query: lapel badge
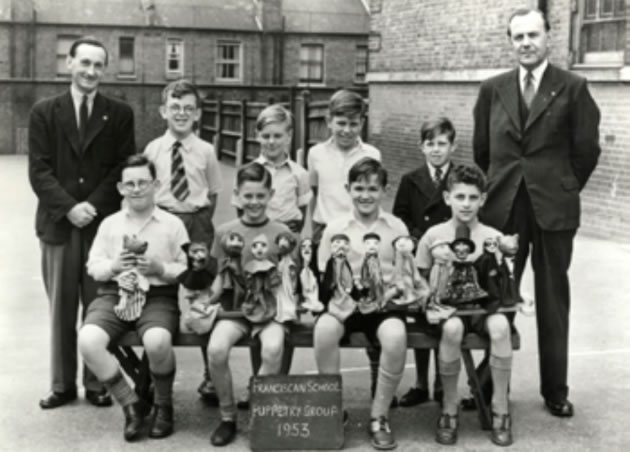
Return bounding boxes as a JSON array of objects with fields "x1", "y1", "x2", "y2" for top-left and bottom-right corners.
[
  {"x1": 103, "y1": 115, "x2": 108, "y2": 121},
  {"x1": 550, "y1": 91, "x2": 556, "y2": 97}
]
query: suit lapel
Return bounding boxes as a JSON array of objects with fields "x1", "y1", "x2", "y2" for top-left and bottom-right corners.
[
  {"x1": 495, "y1": 69, "x2": 521, "y2": 132},
  {"x1": 82, "y1": 93, "x2": 109, "y2": 152},
  {"x1": 524, "y1": 65, "x2": 566, "y2": 131},
  {"x1": 428, "y1": 164, "x2": 451, "y2": 208},
  {"x1": 56, "y1": 92, "x2": 81, "y2": 155},
  {"x1": 409, "y1": 165, "x2": 444, "y2": 210}
]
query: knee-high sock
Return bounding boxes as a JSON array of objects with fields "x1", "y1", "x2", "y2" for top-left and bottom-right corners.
[
  {"x1": 210, "y1": 362, "x2": 237, "y2": 421},
  {"x1": 490, "y1": 355, "x2": 512, "y2": 415},
  {"x1": 104, "y1": 372, "x2": 138, "y2": 407},
  {"x1": 370, "y1": 366, "x2": 403, "y2": 419},
  {"x1": 439, "y1": 358, "x2": 461, "y2": 415},
  {"x1": 151, "y1": 368, "x2": 175, "y2": 407}
]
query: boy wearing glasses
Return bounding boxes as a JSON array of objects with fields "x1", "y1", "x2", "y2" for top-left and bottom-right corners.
[
  {"x1": 79, "y1": 155, "x2": 188, "y2": 441},
  {"x1": 144, "y1": 79, "x2": 222, "y2": 402}
]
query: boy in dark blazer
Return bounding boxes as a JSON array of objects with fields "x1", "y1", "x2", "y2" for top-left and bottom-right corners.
[{"x1": 392, "y1": 117, "x2": 454, "y2": 406}]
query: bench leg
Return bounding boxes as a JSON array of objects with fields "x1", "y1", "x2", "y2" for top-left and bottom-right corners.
[
  {"x1": 462, "y1": 350, "x2": 492, "y2": 430},
  {"x1": 111, "y1": 346, "x2": 141, "y2": 384},
  {"x1": 135, "y1": 352, "x2": 153, "y2": 403}
]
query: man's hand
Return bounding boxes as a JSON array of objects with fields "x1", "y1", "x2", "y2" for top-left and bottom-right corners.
[
  {"x1": 136, "y1": 255, "x2": 165, "y2": 277},
  {"x1": 111, "y1": 250, "x2": 137, "y2": 275},
  {"x1": 66, "y1": 202, "x2": 97, "y2": 228}
]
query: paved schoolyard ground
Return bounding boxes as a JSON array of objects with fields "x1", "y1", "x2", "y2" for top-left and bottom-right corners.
[{"x1": 0, "y1": 155, "x2": 629, "y2": 451}]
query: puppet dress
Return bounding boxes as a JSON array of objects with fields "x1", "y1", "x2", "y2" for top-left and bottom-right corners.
[
  {"x1": 242, "y1": 259, "x2": 281, "y2": 324},
  {"x1": 385, "y1": 251, "x2": 430, "y2": 312},
  {"x1": 474, "y1": 251, "x2": 521, "y2": 314},
  {"x1": 275, "y1": 254, "x2": 299, "y2": 322},
  {"x1": 216, "y1": 255, "x2": 246, "y2": 312},
  {"x1": 443, "y1": 260, "x2": 488, "y2": 306},
  {"x1": 357, "y1": 253, "x2": 384, "y2": 314},
  {"x1": 321, "y1": 257, "x2": 356, "y2": 322}
]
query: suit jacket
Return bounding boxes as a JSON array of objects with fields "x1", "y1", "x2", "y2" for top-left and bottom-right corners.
[
  {"x1": 28, "y1": 90, "x2": 136, "y2": 244},
  {"x1": 473, "y1": 64, "x2": 601, "y2": 231},
  {"x1": 392, "y1": 163, "x2": 452, "y2": 240}
]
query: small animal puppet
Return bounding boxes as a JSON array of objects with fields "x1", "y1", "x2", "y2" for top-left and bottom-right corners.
[
  {"x1": 443, "y1": 225, "x2": 488, "y2": 305},
  {"x1": 242, "y1": 234, "x2": 281, "y2": 323},
  {"x1": 178, "y1": 241, "x2": 219, "y2": 334},
  {"x1": 274, "y1": 231, "x2": 299, "y2": 322},
  {"x1": 474, "y1": 234, "x2": 521, "y2": 313},
  {"x1": 207, "y1": 231, "x2": 246, "y2": 312},
  {"x1": 384, "y1": 235, "x2": 430, "y2": 311},
  {"x1": 356, "y1": 232, "x2": 384, "y2": 314},
  {"x1": 296, "y1": 238, "x2": 324, "y2": 313},
  {"x1": 321, "y1": 233, "x2": 356, "y2": 321},
  {"x1": 114, "y1": 234, "x2": 150, "y2": 321}
]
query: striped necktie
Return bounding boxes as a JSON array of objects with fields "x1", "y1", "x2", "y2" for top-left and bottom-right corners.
[
  {"x1": 434, "y1": 166, "x2": 442, "y2": 188},
  {"x1": 523, "y1": 71, "x2": 535, "y2": 110},
  {"x1": 171, "y1": 141, "x2": 190, "y2": 201}
]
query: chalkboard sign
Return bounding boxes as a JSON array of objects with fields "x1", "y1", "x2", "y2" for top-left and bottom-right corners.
[{"x1": 250, "y1": 374, "x2": 344, "y2": 450}]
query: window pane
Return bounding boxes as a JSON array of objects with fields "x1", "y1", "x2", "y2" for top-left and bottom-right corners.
[
  {"x1": 166, "y1": 39, "x2": 183, "y2": 74},
  {"x1": 585, "y1": 0, "x2": 598, "y2": 18},
  {"x1": 119, "y1": 38, "x2": 134, "y2": 75},
  {"x1": 601, "y1": 0, "x2": 614, "y2": 16}
]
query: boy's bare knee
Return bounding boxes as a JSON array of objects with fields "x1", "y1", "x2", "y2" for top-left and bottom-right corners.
[
  {"x1": 487, "y1": 315, "x2": 510, "y2": 342},
  {"x1": 378, "y1": 319, "x2": 407, "y2": 354},
  {"x1": 78, "y1": 325, "x2": 109, "y2": 359},
  {"x1": 207, "y1": 340, "x2": 230, "y2": 365},
  {"x1": 441, "y1": 318, "x2": 464, "y2": 344},
  {"x1": 314, "y1": 314, "x2": 342, "y2": 348},
  {"x1": 142, "y1": 328, "x2": 172, "y2": 359}
]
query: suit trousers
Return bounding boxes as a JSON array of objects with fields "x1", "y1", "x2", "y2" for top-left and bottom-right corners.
[
  {"x1": 40, "y1": 227, "x2": 102, "y2": 393},
  {"x1": 506, "y1": 183, "x2": 575, "y2": 403}
]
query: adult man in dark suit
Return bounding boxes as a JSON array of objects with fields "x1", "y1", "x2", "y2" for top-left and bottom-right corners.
[
  {"x1": 473, "y1": 8, "x2": 601, "y2": 418},
  {"x1": 392, "y1": 117, "x2": 453, "y2": 406},
  {"x1": 29, "y1": 36, "x2": 136, "y2": 409}
]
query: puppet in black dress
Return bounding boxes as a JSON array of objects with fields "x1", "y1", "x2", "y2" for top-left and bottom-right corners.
[
  {"x1": 356, "y1": 232, "x2": 384, "y2": 314},
  {"x1": 443, "y1": 225, "x2": 488, "y2": 305},
  {"x1": 474, "y1": 234, "x2": 520, "y2": 313},
  {"x1": 384, "y1": 235, "x2": 430, "y2": 312},
  {"x1": 242, "y1": 234, "x2": 281, "y2": 323},
  {"x1": 320, "y1": 233, "x2": 355, "y2": 321},
  {"x1": 208, "y1": 231, "x2": 246, "y2": 312},
  {"x1": 296, "y1": 238, "x2": 324, "y2": 313},
  {"x1": 275, "y1": 231, "x2": 299, "y2": 322}
]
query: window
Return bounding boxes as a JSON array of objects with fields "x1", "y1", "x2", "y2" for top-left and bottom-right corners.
[
  {"x1": 355, "y1": 45, "x2": 368, "y2": 83},
  {"x1": 299, "y1": 44, "x2": 324, "y2": 84},
  {"x1": 575, "y1": 0, "x2": 626, "y2": 65},
  {"x1": 118, "y1": 37, "x2": 135, "y2": 76},
  {"x1": 216, "y1": 41, "x2": 242, "y2": 82},
  {"x1": 56, "y1": 35, "x2": 80, "y2": 75},
  {"x1": 166, "y1": 38, "x2": 184, "y2": 77}
]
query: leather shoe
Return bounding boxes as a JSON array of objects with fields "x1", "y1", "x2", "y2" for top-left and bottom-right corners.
[
  {"x1": 210, "y1": 420, "x2": 237, "y2": 447},
  {"x1": 435, "y1": 412, "x2": 459, "y2": 445},
  {"x1": 149, "y1": 404, "x2": 174, "y2": 439},
  {"x1": 85, "y1": 389, "x2": 113, "y2": 407},
  {"x1": 123, "y1": 400, "x2": 150, "y2": 442},
  {"x1": 399, "y1": 387, "x2": 429, "y2": 407},
  {"x1": 198, "y1": 378, "x2": 219, "y2": 405},
  {"x1": 369, "y1": 416, "x2": 397, "y2": 450},
  {"x1": 491, "y1": 412, "x2": 513, "y2": 446},
  {"x1": 39, "y1": 389, "x2": 77, "y2": 409},
  {"x1": 545, "y1": 399, "x2": 574, "y2": 417},
  {"x1": 461, "y1": 395, "x2": 477, "y2": 411}
]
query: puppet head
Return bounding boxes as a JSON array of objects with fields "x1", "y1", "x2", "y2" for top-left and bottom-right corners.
[
  {"x1": 330, "y1": 233, "x2": 351, "y2": 258},
  {"x1": 498, "y1": 234, "x2": 519, "y2": 255},
  {"x1": 300, "y1": 238, "x2": 313, "y2": 264},
  {"x1": 363, "y1": 232, "x2": 381, "y2": 255},
  {"x1": 123, "y1": 234, "x2": 148, "y2": 254},
  {"x1": 430, "y1": 240, "x2": 455, "y2": 263},
  {"x1": 183, "y1": 241, "x2": 210, "y2": 271},
  {"x1": 275, "y1": 231, "x2": 297, "y2": 257},
  {"x1": 221, "y1": 231, "x2": 245, "y2": 257},
  {"x1": 251, "y1": 234, "x2": 270, "y2": 260},
  {"x1": 483, "y1": 237, "x2": 499, "y2": 254},
  {"x1": 449, "y1": 225, "x2": 475, "y2": 261},
  {"x1": 392, "y1": 235, "x2": 416, "y2": 255}
]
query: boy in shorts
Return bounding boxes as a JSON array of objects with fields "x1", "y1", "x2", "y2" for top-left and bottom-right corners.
[
  {"x1": 208, "y1": 162, "x2": 294, "y2": 447},
  {"x1": 315, "y1": 158, "x2": 408, "y2": 450},
  {"x1": 415, "y1": 164, "x2": 517, "y2": 447},
  {"x1": 78, "y1": 155, "x2": 188, "y2": 441}
]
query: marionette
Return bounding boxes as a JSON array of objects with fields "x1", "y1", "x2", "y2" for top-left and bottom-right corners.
[
  {"x1": 425, "y1": 239, "x2": 457, "y2": 323},
  {"x1": 274, "y1": 231, "x2": 299, "y2": 322},
  {"x1": 207, "y1": 231, "x2": 246, "y2": 312},
  {"x1": 356, "y1": 232, "x2": 384, "y2": 314},
  {"x1": 443, "y1": 225, "x2": 488, "y2": 305},
  {"x1": 384, "y1": 235, "x2": 430, "y2": 311},
  {"x1": 320, "y1": 233, "x2": 356, "y2": 321},
  {"x1": 113, "y1": 234, "x2": 150, "y2": 321},
  {"x1": 296, "y1": 238, "x2": 324, "y2": 313},
  {"x1": 241, "y1": 234, "x2": 281, "y2": 323}
]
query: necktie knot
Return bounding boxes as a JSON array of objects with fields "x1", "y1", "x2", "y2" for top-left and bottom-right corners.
[{"x1": 434, "y1": 166, "x2": 443, "y2": 187}]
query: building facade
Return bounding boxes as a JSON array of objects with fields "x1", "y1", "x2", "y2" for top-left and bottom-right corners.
[{"x1": 367, "y1": 0, "x2": 630, "y2": 240}]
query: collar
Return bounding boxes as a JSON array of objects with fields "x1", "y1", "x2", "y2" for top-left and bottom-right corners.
[
  {"x1": 240, "y1": 216, "x2": 270, "y2": 228},
  {"x1": 344, "y1": 208, "x2": 395, "y2": 228},
  {"x1": 123, "y1": 205, "x2": 165, "y2": 222},
  {"x1": 519, "y1": 59, "x2": 548, "y2": 91},
  {"x1": 70, "y1": 84, "x2": 97, "y2": 107},
  {"x1": 325, "y1": 136, "x2": 365, "y2": 154},
  {"x1": 256, "y1": 154, "x2": 291, "y2": 169},
  {"x1": 163, "y1": 129, "x2": 196, "y2": 152},
  {"x1": 427, "y1": 162, "x2": 450, "y2": 180}
]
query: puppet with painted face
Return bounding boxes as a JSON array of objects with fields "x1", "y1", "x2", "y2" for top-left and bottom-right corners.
[
  {"x1": 242, "y1": 234, "x2": 280, "y2": 323},
  {"x1": 384, "y1": 235, "x2": 430, "y2": 311},
  {"x1": 428, "y1": 240, "x2": 455, "y2": 305},
  {"x1": 443, "y1": 225, "x2": 488, "y2": 305},
  {"x1": 357, "y1": 232, "x2": 384, "y2": 313},
  {"x1": 178, "y1": 241, "x2": 219, "y2": 334},
  {"x1": 296, "y1": 238, "x2": 324, "y2": 313},
  {"x1": 113, "y1": 234, "x2": 150, "y2": 321},
  {"x1": 207, "y1": 231, "x2": 246, "y2": 312},
  {"x1": 474, "y1": 234, "x2": 520, "y2": 312},
  {"x1": 274, "y1": 231, "x2": 299, "y2": 322},
  {"x1": 321, "y1": 233, "x2": 355, "y2": 321}
]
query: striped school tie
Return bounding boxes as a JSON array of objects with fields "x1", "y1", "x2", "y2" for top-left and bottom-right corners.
[{"x1": 171, "y1": 141, "x2": 190, "y2": 201}]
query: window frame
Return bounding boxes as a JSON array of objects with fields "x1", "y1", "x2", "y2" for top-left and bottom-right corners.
[
  {"x1": 118, "y1": 36, "x2": 136, "y2": 78},
  {"x1": 354, "y1": 44, "x2": 368, "y2": 84},
  {"x1": 299, "y1": 43, "x2": 325, "y2": 85},
  {"x1": 165, "y1": 37, "x2": 184, "y2": 79},
  {"x1": 572, "y1": 0, "x2": 626, "y2": 66},
  {"x1": 216, "y1": 40, "x2": 243, "y2": 83},
  {"x1": 56, "y1": 34, "x2": 80, "y2": 76}
]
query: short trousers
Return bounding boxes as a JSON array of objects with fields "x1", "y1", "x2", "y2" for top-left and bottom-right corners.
[
  {"x1": 318, "y1": 311, "x2": 406, "y2": 347},
  {"x1": 213, "y1": 317, "x2": 289, "y2": 340},
  {"x1": 439, "y1": 311, "x2": 516, "y2": 337},
  {"x1": 84, "y1": 285, "x2": 179, "y2": 342}
]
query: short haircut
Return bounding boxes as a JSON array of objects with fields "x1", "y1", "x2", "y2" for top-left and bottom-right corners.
[
  {"x1": 68, "y1": 36, "x2": 109, "y2": 66},
  {"x1": 236, "y1": 161, "x2": 273, "y2": 189},
  {"x1": 328, "y1": 89, "x2": 367, "y2": 118},
  {"x1": 347, "y1": 157, "x2": 388, "y2": 187},
  {"x1": 445, "y1": 163, "x2": 487, "y2": 193},
  {"x1": 256, "y1": 104, "x2": 293, "y2": 132},
  {"x1": 120, "y1": 154, "x2": 156, "y2": 180},
  {"x1": 161, "y1": 79, "x2": 201, "y2": 107},
  {"x1": 506, "y1": 8, "x2": 550, "y2": 37},
  {"x1": 420, "y1": 117, "x2": 456, "y2": 143}
]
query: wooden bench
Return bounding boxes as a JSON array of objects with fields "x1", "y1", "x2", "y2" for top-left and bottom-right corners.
[{"x1": 114, "y1": 317, "x2": 520, "y2": 430}]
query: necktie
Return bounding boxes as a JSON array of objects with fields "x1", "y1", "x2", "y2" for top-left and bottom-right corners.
[
  {"x1": 171, "y1": 141, "x2": 190, "y2": 201},
  {"x1": 434, "y1": 166, "x2": 443, "y2": 188},
  {"x1": 523, "y1": 71, "x2": 535, "y2": 110},
  {"x1": 79, "y1": 95, "x2": 88, "y2": 148}
]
